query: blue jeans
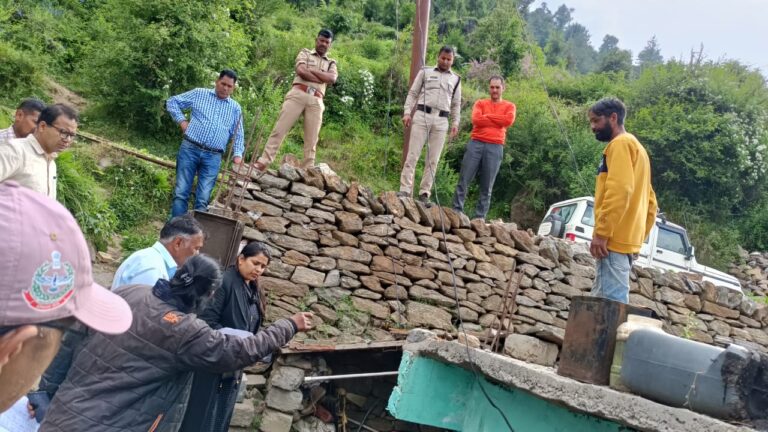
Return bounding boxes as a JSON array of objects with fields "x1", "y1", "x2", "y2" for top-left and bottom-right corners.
[
  {"x1": 172, "y1": 141, "x2": 222, "y2": 217},
  {"x1": 591, "y1": 251, "x2": 632, "y2": 304}
]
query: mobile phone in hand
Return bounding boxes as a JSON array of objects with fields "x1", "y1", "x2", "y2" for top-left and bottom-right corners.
[{"x1": 26, "y1": 391, "x2": 51, "y2": 423}]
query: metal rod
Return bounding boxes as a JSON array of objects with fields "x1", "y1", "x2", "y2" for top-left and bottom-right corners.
[
  {"x1": 303, "y1": 371, "x2": 399, "y2": 383},
  {"x1": 347, "y1": 418, "x2": 381, "y2": 432},
  {"x1": 490, "y1": 264, "x2": 521, "y2": 353}
]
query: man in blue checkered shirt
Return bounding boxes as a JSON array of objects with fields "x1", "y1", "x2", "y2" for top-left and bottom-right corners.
[{"x1": 166, "y1": 69, "x2": 244, "y2": 217}]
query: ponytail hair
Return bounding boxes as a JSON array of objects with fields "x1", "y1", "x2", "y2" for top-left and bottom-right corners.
[{"x1": 169, "y1": 254, "x2": 222, "y2": 313}]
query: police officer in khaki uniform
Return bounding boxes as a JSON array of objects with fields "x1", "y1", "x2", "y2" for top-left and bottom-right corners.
[
  {"x1": 399, "y1": 46, "x2": 462, "y2": 204},
  {"x1": 254, "y1": 29, "x2": 338, "y2": 173}
]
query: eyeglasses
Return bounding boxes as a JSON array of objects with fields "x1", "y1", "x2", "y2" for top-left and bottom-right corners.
[{"x1": 50, "y1": 125, "x2": 77, "y2": 141}]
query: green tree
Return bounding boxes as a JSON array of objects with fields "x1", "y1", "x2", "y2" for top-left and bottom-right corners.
[
  {"x1": 564, "y1": 23, "x2": 597, "y2": 73},
  {"x1": 526, "y1": 2, "x2": 555, "y2": 47},
  {"x1": 630, "y1": 62, "x2": 768, "y2": 219},
  {"x1": 597, "y1": 35, "x2": 632, "y2": 74},
  {"x1": 544, "y1": 31, "x2": 568, "y2": 67},
  {"x1": 76, "y1": 0, "x2": 250, "y2": 133},
  {"x1": 637, "y1": 36, "x2": 663, "y2": 71},
  {"x1": 553, "y1": 4, "x2": 573, "y2": 31},
  {"x1": 467, "y1": 0, "x2": 527, "y2": 76}
]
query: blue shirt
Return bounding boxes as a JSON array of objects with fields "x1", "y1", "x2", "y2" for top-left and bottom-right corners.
[
  {"x1": 166, "y1": 88, "x2": 245, "y2": 157},
  {"x1": 111, "y1": 241, "x2": 178, "y2": 291}
]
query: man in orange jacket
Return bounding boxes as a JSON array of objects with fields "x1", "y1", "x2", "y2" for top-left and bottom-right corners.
[
  {"x1": 452, "y1": 76, "x2": 516, "y2": 220},
  {"x1": 588, "y1": 98, "x2": 657, "y2": 303}
]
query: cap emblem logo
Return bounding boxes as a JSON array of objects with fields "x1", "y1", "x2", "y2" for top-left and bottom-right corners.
[{"x1": 23, "y1": 251, "x2": 76, "y2": 310}]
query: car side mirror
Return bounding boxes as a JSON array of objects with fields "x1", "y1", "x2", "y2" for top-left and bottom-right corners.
[{"x1": 685, "y1": 245, "x2": 695, "y2": 260}]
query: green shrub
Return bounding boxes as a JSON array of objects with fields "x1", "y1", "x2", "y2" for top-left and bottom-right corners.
[
  {"x1": 102, "y1": 158, "x2": 171, "y2": 231},
  {"x1": 0, "y1": 40, "x2": 44, "y2": 103},
  {"x1": 75, "y1": 0, "x2": 250, "y2": 134},
  {"x1": 56, "y1": 150, "x2": 118, "y2": 251},
  {"x1": 740, "y1": 201, "x2": 768, "y2": 252},
  {"x1": 121, "y1": 231, "x2": 157, "y2": 258}
]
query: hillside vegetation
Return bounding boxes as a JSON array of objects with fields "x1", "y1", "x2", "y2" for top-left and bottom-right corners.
[{"x1": 1, "y1": 0, "x2": 767, "y2": 269}]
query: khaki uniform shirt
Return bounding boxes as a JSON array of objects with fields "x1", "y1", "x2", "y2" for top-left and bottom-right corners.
[
  {"x1": 404, "y1": 67, "x2": 462, "y2": 128},
  {"x1": 0, "y1": 134, "x2": 57, "y2": 198},
  {"x1": 292, "y1": 48, "x2": 338, "y2": 96},
  {"x1": 0, "y1": 126, "x2": 15, "y2": 144}
]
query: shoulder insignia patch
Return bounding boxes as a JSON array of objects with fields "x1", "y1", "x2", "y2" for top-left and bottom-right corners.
[{"x1": 162, "y1": 312, "x2": 182, "y2": 325}]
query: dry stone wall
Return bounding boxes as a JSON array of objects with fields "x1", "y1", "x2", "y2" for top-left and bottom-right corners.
[
  {"x1": 224, "y1": 164, "x2": 768, "y2": 359},
  {"x1": 730, "y1": 251, "x2": 768, "y2": 297}
]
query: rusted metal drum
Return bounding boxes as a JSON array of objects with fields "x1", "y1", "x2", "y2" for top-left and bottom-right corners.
[{"x1": 557, "y1": 296, "x2": 654, "y2": 385}]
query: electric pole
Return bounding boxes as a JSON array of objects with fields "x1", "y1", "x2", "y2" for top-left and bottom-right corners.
[{"x1": 402, "y1": 0, "x2": 431, "y2": 166}]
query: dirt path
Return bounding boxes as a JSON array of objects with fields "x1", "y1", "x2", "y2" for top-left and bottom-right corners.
[
  {"x1": 46, "y1": 78, "x2": 87, "y2": 111},
  {"x1": 93, "y1": 261, "x2": 117, "y2": 288}
]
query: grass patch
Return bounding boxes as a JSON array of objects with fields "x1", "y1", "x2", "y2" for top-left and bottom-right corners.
[
  {"x1": 57, "y1": 148, "x2": 118, "y2": 250},
  {"x1": 57, "y1": 142, "x2": 171, "y2": 251},
  {"x1": 121, "y1": 230, "x2": 158, "y2": 258}
]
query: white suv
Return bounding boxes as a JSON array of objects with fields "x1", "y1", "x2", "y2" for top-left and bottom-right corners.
[{"x1": 537, "y1": 197, "x2": 742, "y2": 292}]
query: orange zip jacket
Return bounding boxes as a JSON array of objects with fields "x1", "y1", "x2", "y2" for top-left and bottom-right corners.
[{"x1": 594, "y1": 132, "x2": 658, "y2": 254}]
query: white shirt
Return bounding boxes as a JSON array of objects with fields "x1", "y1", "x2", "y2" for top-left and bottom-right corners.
[{"x1": 0, "y1": 135, "x2": 56, "y2": 198}]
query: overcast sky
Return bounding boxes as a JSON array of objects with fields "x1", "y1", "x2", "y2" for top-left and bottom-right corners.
[{"x1": 532, "y1": 0, "x2": 768, "y2": 73}]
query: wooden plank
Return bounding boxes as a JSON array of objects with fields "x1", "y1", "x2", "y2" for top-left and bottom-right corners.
[
  {"x1": 280, "y1": 340, "x2": 405, "y2": 355},
  {"x1": 76, "y1": 130, "x2": 177, "y2": 169}
]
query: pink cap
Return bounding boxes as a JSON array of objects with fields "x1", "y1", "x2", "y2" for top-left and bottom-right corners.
[{"x1": 0, "y1": 182, "x2": 132, "y2": 334}]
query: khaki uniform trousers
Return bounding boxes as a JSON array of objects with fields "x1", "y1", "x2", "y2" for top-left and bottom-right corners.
[
  {"x1": 400, "y1": 110, "x2": 449, "y2": 197},
  {"x1": 259, "y1": 87, "x2": 325, "y2": 168}
]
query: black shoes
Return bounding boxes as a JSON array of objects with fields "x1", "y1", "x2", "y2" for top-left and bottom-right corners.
[{"x1": 419, "y1": 193, "x2": 433, "y2": 208}]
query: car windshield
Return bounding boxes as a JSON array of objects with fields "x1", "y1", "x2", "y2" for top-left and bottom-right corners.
[
  {"x1": 657, "y1": 226, "x2": 687, "y2": 254},
  {"x1": 581, "y1": 203, "x2": 595, "y2": 227},
  {"x1": 550, "y1": 204, "x2": 577, "y2": 224}
]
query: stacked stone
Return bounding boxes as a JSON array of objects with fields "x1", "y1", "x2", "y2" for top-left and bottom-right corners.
[
  {"x1": 230, "y1": 351, "x2": 442, "y2": 432},
  {"x1": 730, "y1": 250, "x2": 768, "y2": 297},
  {"x1": 226, "y1": 164, "x2": 768, "y2": 367}
]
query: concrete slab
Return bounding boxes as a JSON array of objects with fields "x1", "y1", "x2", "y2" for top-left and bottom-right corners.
[{"x1": 393, "y1": 337, "x2": 755, "y2": 432}]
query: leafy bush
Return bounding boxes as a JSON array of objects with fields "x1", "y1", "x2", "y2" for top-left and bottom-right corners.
[
  {"x1": 102, "y1": 158, "x2": 171, "y2": 231},
  {"x1": 56, "y1": 150, "x2": 118, "y2": 251},
  {"x1": 74, "y1": 0, "x2": 250, "y2": 133},
  {"x1": 57, "y1": 146, "x2": 171, "y2": 251},
  {"x1": 0, "y1": 40, "x2": 44, "y2": 103},
  {"x1": 121, "y1": 231, "x2": 157, "y2": 258}
]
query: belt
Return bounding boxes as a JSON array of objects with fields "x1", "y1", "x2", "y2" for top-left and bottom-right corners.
[
  {"x1": 416, "y1": 104, "x2": 449, "y2": 118},
  {"x1": 293, "y1": 83, "x2": 324, "y2": 98},
  {"x1": 183, "y1": 136, "x2": 223, "y2": 154}
]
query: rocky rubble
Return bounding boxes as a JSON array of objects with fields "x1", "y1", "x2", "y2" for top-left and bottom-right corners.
[
  {"x1": 221, "y1": 164, "x2": 768, "y2": 367},
  {"x1": 730, "y1": 249, "x2": 768, "y2": 298}
]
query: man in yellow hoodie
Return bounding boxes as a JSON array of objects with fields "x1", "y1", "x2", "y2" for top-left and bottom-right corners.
[{"x1": 588, "y1": 98, "x2": 657, "y2": 303}]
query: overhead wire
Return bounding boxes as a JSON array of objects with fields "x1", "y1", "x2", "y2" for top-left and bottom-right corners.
[
  {"x1": 408, "y1": 3, "x2": 515, "y2": 430},
  {"x1": 382, "y1": 0, "x2": 401, "y2": 179},
  {"x1": 510, "y1": 6, "x2": 591, "y2": 195},
  {"x1": 379, "y1": 2, "x2": 601, "y2": 430}
]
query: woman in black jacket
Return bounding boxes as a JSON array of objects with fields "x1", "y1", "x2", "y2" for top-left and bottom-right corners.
[{"x1": 181, "y1": 241, "x2": 272, "y2": 432}]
